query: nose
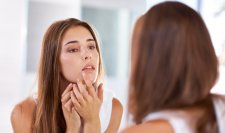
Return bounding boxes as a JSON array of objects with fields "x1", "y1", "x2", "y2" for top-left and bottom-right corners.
[
  {"x1": 81, "y1": 48, "x2": 92, "y2": 60},
  {"x1": 83, "y1": 55, "x2": 91, "y2": 60}
]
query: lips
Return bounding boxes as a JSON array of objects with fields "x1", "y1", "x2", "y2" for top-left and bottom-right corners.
[{"x1": 82, "y1": 64, "x2": 95, "y2": 71}]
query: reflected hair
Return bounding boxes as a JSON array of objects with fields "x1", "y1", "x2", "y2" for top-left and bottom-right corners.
[{"x1": 129, "y1": 1, "x2": 218, "y2": 132}]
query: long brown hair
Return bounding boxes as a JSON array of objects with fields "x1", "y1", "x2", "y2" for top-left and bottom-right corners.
[
  {"x1": 34, "y1": 18, "x2": 104, "y2": 133},
  {"x1": 129, "y1": 1, "x2": 218, "y2": 132}
]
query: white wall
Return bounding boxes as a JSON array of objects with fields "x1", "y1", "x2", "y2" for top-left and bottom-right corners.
[
  {"x1": 24, "y1": 0, "x2": 81, "y2": 97},
  {"x1": 0, "y1": 0, "x2": 27, "y2": 132},
  {"x1": 0, "y1": 0, "x2": 81, "y2": 132},
  {"x1": 82, "y1": 0, "x2": 146, "y2": 15}
]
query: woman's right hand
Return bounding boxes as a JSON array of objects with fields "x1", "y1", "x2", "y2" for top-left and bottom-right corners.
[
  {"x1": 61, "y1": 83, "x2": 81, "y2": 133},
  {"x1": 70, "y1": 72, "x2": 103, "y2": 133}
]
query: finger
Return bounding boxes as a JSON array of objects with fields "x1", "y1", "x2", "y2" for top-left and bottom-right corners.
[
  {"x1": 97, "y1": 83, "x2": 103, "y2": 102},
  {"x1": 72, "y1": 107, "x2": 76, "y2": 113},
  {"x1": 71, "y1": 91, "x2": 81, "y2": 109},
  {"x1": 72, "y1": 84, "x2": 85, "y2": 106},
  {"x1": 61, "y1": 83, "x2": 73, "y2": 97},
  {"x1": 76, "y1": 78, "x2": 87, "y2": 94},
  {"x1": 82, "y1": 90, "x2": 92, "y2": 102},
  {"x1": 63, "y1": 99, "x2": 73, "y2": 112},
  {"x1": 82, "y1": 72, "x2": 96, "y2": 97},
  {"x1": 72, "y1": 107, "x2": 80, "y2": 119},
  {"x1": 73, "y1": 84, "x2": 88, "y2": 97},
  {"x1": 76, "y1": 79, "x2": 89, "y2": 98},
  {"x1": 61, "y1": 91, "x2": 71, "y2": 104}
]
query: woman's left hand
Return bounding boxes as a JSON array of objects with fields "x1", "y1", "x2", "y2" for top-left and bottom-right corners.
[
  {"x1": 61, "y1": 83, "x2": 81, "y2": 133},
  {"x1": 71, "y1": 72, "x2": 103, "y2": 133}
]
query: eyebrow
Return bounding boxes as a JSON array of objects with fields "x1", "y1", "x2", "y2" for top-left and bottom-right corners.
[{"x1": 64, "y1": 38, "x2": 95, "y2": 46}]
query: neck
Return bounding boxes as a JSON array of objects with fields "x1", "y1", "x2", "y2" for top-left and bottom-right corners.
[{"x1": 59, "y1": 76, "x2": 70, "y2": 95}]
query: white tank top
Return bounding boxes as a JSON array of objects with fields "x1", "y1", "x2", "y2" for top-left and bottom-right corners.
[
  {"x1": 99, "y1": 89, "x2": 114, "y2": 132},
  {"x1": 32, "y1": 89, "x2": 114, "y2": 133},
  {"x1": 142, "y1": 94, "x2": 225, "y2": 133}
]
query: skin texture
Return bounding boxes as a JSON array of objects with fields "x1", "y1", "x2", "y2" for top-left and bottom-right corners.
[
  {"x1": 11, "y1": 25, "x2": 123, "y2": 133},
  {"x1": 11, "y1": 94, "x2": 123, "y2": 133},
  {"x1": 60, "y1": 26, "x2": 101, "y2": 132},
  {"x1": 60, "y1": 26, "x2": 99, "y2": 83}
]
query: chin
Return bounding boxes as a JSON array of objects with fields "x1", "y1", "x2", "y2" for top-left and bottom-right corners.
[
  {"x1": 89, "y1": 75, "x2": 98, "y2": 83},
  {"x1": 68, "y1": 74, "x2": 97, "y2": 83}
]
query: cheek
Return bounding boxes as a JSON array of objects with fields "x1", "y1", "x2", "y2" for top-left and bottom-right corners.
[
  {"x1": 94, "y1": 52, "x2": 100, "y2": 69},
  {"x1": 60, "y1": 56, "x2": 82, "y2": 82},
  {"x1": 88, "y1": 51, "x2": 100, "y2": 83}
]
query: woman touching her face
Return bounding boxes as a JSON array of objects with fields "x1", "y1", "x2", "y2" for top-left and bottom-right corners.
[{"x1": 11, "y1": 18, "x2": 123, "y2": 133}]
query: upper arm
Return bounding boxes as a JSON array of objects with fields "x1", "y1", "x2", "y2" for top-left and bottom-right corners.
[
  {"x1": 11, "y1": 104, "x2": 25, "y2": 133},
  {"x1": 11, "y1": 98, "x2": 35, "y2": 133},
  {"x1": 105, "y1": 98, "x2": 123, "y2": 133}
]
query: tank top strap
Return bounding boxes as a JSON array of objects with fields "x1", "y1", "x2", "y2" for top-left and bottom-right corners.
[{"x1": 99, "y1": 89, "x2": 114, "y2": 132}]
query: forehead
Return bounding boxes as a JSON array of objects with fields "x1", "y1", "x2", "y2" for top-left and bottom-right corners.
[{"x1": 62, "y1": 26, "x2": 94, "y2": 41}]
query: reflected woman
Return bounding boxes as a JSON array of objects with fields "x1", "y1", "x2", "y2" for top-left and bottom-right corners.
[
  {"x1": 123, "y1": 1, "x2": 225, "y2": 133},
  {"x1": 11, "y1": 18, "x2": 123, "y2": 133}
]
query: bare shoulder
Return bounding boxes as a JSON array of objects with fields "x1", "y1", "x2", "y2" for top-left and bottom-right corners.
[
  {"x1": 11, "y1": 96, "x2": 36, "y2": 132},
  {"x1": 105, "y1": 98, "x2": 123, "y2": 133},
  {"x1": 122, "y1": 120, "x2": 174, "y2": 133},
  {"x1": 112, "y1": 98, "x2": 123, "y2": 114}
]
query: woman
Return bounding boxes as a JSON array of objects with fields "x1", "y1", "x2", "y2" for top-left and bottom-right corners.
[
  {"x1": 123, "y1": 1, "x2": 225, "y2": 133},
  {"x1": 11, "y1": 18, "x2": 123, "y2": 133}
]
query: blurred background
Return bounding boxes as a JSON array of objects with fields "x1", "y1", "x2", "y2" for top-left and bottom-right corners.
[{"x1": 0, "y1": 0, "x2": 225, "y2": 132}]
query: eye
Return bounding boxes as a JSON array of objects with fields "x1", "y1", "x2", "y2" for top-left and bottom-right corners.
[
  {"x1": 68, "y1": 48, "x2": 79, "y2": 53},
  {"x1": 88, "y1": 45, "x2": 96, "y2": 50}
]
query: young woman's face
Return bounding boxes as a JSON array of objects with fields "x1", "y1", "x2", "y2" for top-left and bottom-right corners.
[{"x1": 60, "y1": 26, "x2": 99, "y2": 83}]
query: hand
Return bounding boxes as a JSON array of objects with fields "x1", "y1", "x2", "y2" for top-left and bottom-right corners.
[
  {"x1": 61, "y1": 83, "x2": 81, "y2": 133},
  {"x1": 71, "y1": 72, "x2": 103, "y2": 133}
]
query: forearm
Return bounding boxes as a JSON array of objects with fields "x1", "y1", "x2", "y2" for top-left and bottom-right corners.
[
  {"x1": 66, "y1": 130, "x2": 80, "y2": 133},
  {"x1": 83, "y1": 118, "x2": 101, "y2": 133},
  {"x1": 65, "y1": 126, "x2": 81, "y2": 133}
]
